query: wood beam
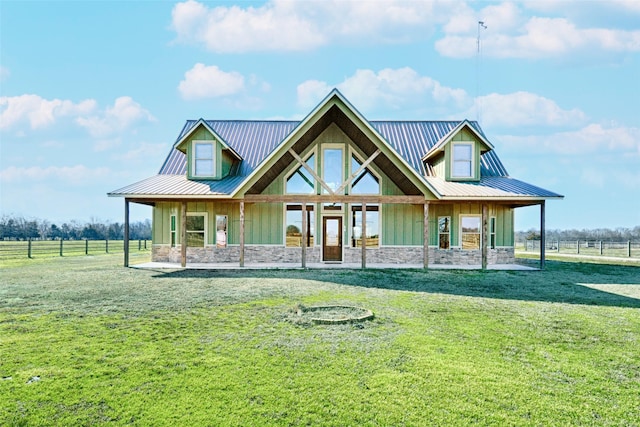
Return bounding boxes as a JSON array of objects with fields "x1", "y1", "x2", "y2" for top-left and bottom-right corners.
[
  {"x1": 288, "y1": 149, "x2": 335, "y2": 195},
  {"x1": 239, "y1": 201, "x2": 245, "y2": 267},
  {"x1": 361, "y1": 202, "x2": 367, "y2": 269},
  {"x1": 301, "y1": 202, "x2": 307, "y2": 268},
  {"x1": 482, "y1": 203, "x2": 488, "y2": 270},
  {"x1": 424, "y1": 202, "x2": 429, "y2": 269},
  {"x1": 335, "y1": 149, "x2": 381, "y2": 194},
  {"x1": 124, "y1": 199, "x2": 130, "y2": 268},
  {"x1": 180, "y1": 201, "x2": 187, "y2": 268},
  {"x1": 244, "y1": 194, "x2": 424, "y2": 204},
  {"x1": 540, "y1": 201, "x2": 546, "y2": 270}
]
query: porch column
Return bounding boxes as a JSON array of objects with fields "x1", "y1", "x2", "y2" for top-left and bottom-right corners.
[
  {"x1": 239, "y1": 201, "x2": 245, "y2": 267},
  {"x1": 361, "y1": 202, "x2": 367, "y2": 269},
  {"x1": 180, "y1": 201, "x2": 187, "y2": 268},
  {"x1": 482, "y1": 204, "x2": 488, "y2": 270},
  {"x1": 540, "y1": 201, "x2": 546, "y2": 270},
  {"x1": 301, "y1": 202, "x2": 307, "y2": 268},
  {"x1": 124, "y1": 198, "x2": 130, "y2": 267},
  {"x1": 423, "y1": 202, "x2": 429, "y2": 269}
]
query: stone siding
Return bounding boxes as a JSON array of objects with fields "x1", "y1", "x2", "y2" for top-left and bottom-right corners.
[{"x1": 152, "y1": 245, "x2": 514, "y2": 265}]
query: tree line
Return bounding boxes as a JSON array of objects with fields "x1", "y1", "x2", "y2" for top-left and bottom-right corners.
[
  {"x1": 516, "y1": 226, "x2": 640, "y2": 242},
  {"x1": 0, "y1": 215, "x2": 151, "y2": 241}
]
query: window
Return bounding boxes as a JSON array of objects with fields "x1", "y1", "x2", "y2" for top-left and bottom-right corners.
[
  {"x1": 351, "y1": 205, "x2": 379, "y2": 247},
  {"x1": 323, "y1": 147, "x2": 343, "y2": 193},
  {"x1": 286, "y1": 153, "x2": 316, "y2": 194},
  {"x1": 193, "y1": 142, "x2": 214, "y2": 177},
  {"x1": 285, "y1": 205, "x2": 314, "y2": 247},
  {"x1": 490, "y1": 217, "x2": 496, "y2": 249},
  {"x1": 170, "y1": 215, "x2": 177, "y2": 247},
  {"x1": 438, "y1": 216, "x2": 450, "y2": 249},
  {"x1": 216, "y1": 215, "x2": 227, "y2": 247},
  {"x1": 452, "y1": 143, "x2": 473, "y2": 178},
  {"x1": 186, "y1": 213, "x2": 206, "y2": 247},
  {"x1": 351, "y1": 154, "x2": 379, "y2": 194},
  {"x1": 460, "y1": 215, "x2": 481, "y2": 250}
]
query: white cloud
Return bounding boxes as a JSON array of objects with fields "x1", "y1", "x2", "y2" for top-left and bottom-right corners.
[
  {"x1": 499, "y1": 124, "x2": 640, "y2": 156},
  {"x1": 460, "y1": 92, "x2": 586, "y2": 128},
  {"x1": 0, "y1": 94, "x2": 96, "y2": 130},
  {"x1": 178, "y1": 63, "x2": 245, "y2": 100},
  {"x1": 170, "y1": 0, "x2": 451, "y2": 53},
  {"x1": 436, "y1": 4, "x2": 640, "y2": 59},
  {"x1": 297, "y1": 67, "x2": 469, "y2": 112},
  {"x1": 75, "y1": 96, "x2": 156, "y2": 138},
  {"x1": 0, "y1": 165, "x2": 111, "y2": 183}
]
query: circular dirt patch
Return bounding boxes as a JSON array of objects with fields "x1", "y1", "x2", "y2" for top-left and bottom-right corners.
[{"x1": 296, "y1": 304, "x2": 374, "y2": 325}]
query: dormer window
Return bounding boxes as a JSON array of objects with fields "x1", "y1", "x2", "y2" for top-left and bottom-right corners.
[
  {"x1": 452, "y1": 142, "x2": 473, "y2": 179},
  {"x1": 193, "y1": 141, "x2": 215, "y2": 177}
]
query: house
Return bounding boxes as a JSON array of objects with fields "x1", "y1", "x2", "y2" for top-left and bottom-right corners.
[{"x1": 108, "y1": 90, "x2": 562, "y2": 269}]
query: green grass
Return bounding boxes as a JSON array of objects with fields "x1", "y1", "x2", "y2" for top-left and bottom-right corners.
[{"x1": 1, "y1": 255, "x2": 639, "y2": 426}]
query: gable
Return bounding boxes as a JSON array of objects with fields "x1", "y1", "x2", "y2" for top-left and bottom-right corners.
[{"x1": 233, "y1": 91, "x2": 438, "y2": 199}]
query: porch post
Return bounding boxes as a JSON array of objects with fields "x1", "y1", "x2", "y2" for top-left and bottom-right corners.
[
  {"x1": 180, "y1": 201, "x2": 187, "y2": 268},
  {"x1": 239, "y1": 200, "x2": 245, "y2": 267},
  {"x1": 423, "y1": 202, "x2": 429, "y2": 269},
  {"x1": 482, "y1": 203, "x2": 488, "y2": 270},
  {"x1": 540, "y1": 201, "x2": 546, "y2": 270},
  {"x1": 124, "y1": 198, "x2": 130, "y2": 267},
  {"x1": 301, "y1": 202, "x2": 307, "y2": 268},
  {"x1": 361, "y1": 202, "x2": 367, "y2": 269}
]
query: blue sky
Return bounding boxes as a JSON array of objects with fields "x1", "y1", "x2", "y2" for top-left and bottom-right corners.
[{"x1": 1, "y1": 0, "x2": 639, "y2": 230}]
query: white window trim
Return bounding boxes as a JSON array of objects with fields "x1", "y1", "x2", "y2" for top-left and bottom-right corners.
[
  {"x1": 350, "y1": 204, "x2": 380, "y2": 248},
  {"x1": 186, "y1": 212, "x2": 208, "y2": 247},
  {"x1": 459, "y1": 214, "x2": 482, "y2": 250},
  {"x1": 284, "y1": 204, "x2": 315, "y2": 247},
  {"x1": 192, "y1": 140, "x2": 216, "y2": 178},
  {"x1": 349, "y1": 150, "x2": 381, "y2": 195},
  {"x1": 284, "y1": 148, "x2": 317, "y2": 195},
  {"x1": 451, "y1": 142, "x2": 474, "y2": 179},
  {"x1": 321, "y1": 143, "x2": 345, "y2": 194},
  {"x1": 170, "y1": 214, "x2": 177, "y2": 247},
  {"x1": 438, "y1": 216, "x2": 451, "y2": 250},
  {"x1": 490, "y1": 216, "x2": 497, "y2": 249}
]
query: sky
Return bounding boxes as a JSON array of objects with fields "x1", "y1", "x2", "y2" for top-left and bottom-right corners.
[{"x1": 1, "y1": 0, "x2": 639, "y2": 231}]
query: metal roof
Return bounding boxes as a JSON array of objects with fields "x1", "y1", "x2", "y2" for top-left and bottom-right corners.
[{"x1": 109, "y1": 118, "x2": 558, "y2": 200}]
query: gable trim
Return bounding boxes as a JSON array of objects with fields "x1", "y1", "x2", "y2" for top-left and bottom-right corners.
[{"x1": 231, "y1": 89, "x2": 440, "y2": 199}]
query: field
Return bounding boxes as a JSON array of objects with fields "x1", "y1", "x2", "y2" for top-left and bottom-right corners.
[{"x1": 1, "y1": 254, "x2": 639, "y2": 426}]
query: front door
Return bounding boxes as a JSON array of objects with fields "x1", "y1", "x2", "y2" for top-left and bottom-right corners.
[{"x1": 323, "y1": 216, "x2": 342, "y2": 262}]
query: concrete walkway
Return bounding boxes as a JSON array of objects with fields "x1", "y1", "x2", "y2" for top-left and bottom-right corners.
[{"x1": 132, "y1": 261, "x2": 537, "y2": 271}]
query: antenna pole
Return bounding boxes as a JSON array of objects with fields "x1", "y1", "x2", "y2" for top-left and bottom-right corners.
[{"x1": 476, "y1": 21, "x2": 487, "y2": 123}]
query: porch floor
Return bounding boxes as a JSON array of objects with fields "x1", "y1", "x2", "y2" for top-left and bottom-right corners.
[{"x1": 131, "y1": 262, "x2": 537, "y2": 271}]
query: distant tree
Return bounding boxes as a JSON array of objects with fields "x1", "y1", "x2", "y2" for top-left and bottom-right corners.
[{"x1": 286, "y1": 224, "x2": 301, "y2": 235}]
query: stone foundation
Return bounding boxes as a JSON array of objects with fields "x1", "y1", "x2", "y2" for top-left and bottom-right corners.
[{"x1": 152, "y1": 245, "x2": 515, "y2": 265}]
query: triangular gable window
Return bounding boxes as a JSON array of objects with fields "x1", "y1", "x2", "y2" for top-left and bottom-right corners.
[
  {"x1": 351, "y1": 155, "x2": 379, "y2": 194},
  {"x1": 286, "y1": 153, "x2": 316, "y2": 194}
]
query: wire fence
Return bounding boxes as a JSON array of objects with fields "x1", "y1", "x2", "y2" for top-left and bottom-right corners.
[
  {"x1": 0, "y1": 239, "x2": 149, "y2": 260},
  {"x1": 518, "y1": 240, "x2": 639, "y2": 258}
]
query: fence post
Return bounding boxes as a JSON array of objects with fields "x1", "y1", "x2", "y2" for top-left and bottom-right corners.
[
  {"x1": 599, "y1": 241, "x2": 603, "y2": 255},
  {"x1": 629, "y1": 241, "x2": 632, "y2": 258},
  {"x1": 106, "y1": 239, "x2": 109, "y2": 254},
  {"x1": 144, "y1": 239, "x2": 147, "y2": 249},
  {"x1": 85, "y1": 239, "x2": 89, "y2": 255},
  {"x1": 557, "y1": 240, "x2": 560, "y2": 253},
  {"x1": 28, "y1": 239, "x2": 32, "y2": 258},
  {"x1": 60, "y1": 239, "x2": 64, "y2": 257},
  {"x1": 138, "y1": 239, "x2": 141, "y2": 251},
  {"x1": 577, "y1": 240, "x2": 580, "y2": 254}
]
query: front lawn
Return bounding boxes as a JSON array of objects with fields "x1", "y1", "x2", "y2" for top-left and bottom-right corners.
[{"x1": 1, "y1": 255, "x2": 639, "y2": 426}]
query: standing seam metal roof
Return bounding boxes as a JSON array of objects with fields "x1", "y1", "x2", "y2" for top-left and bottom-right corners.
[{"x1": 159, "y1": 120, "x2": 508, "y2": 178}]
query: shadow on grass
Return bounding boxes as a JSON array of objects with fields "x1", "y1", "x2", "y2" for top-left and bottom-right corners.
[{"x1": 151, "y1": 260, "x2": 640, "y2": 309}]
